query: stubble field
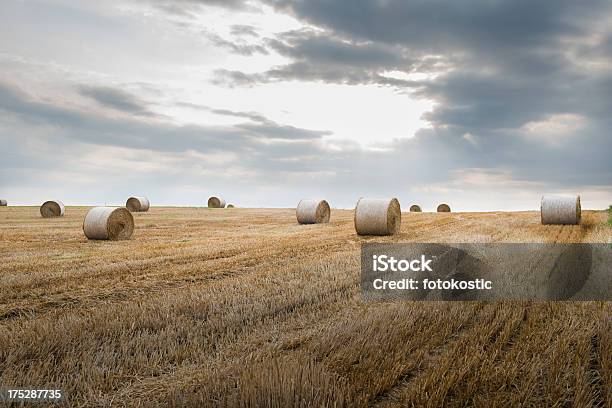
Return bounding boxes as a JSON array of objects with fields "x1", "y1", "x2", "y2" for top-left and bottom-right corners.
[{"x1": 0, "y1": 207, "x2": 610, "y2": 407}]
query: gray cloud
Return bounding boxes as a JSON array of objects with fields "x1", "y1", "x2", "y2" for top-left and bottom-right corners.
[
  {"x1": 230, "y1": 25, "x2": 260, "y2": 38},
  {"x1": 267, "y1": 30, "x2": 408, "y2": 69},
  {"x1": 236, "y1": 122, "x2": 330, "y2": 140},
  {"x1": 211, "y1": 69, "x2": 265, "y2": 87},
  {"x1": 79, "y1": 85, "x2": 157, "y2": 117},
  {"x1": 204, "y1": 30, "x2": 269, "y2": 56},
  {"x1": 204, "y1": 0, "x2": 612, "y2": 196},
  {"x1": 208, "y1": 1, "x2": 611, "y2": 121},
  {"x1": 1, "y1": 77, "x2": 609, "y2": 208},
  {"x1": 185, "y1": 0, "x2": 249, "y2": 8},
  {"x1": 174, "y1": 102, "x2": 268, "y2": 122},
  {"x1": 1, "y1": 1, "x2": 611, "y2": 208},
  {"x1": 270, "y1": 0, "x2": 603, "y2": 53},
  {"x1": 262, "y1": 0, "x2": 612, "y2": 126},
  {"x1": 206, "y1": 107, "x2": 269, "y2": 123},
  {"x1": 0, "y1": 82, "x2": 329, "y2": 153},
  {"x1": 173, "y1": 103, "x2": 328, "y2": 140},
  {"x1": 149, "y1": 0, "x2": 250, "y2": 12},
  {"x1": 213, "y1": 29, "x2": 420, "y2": 86}
]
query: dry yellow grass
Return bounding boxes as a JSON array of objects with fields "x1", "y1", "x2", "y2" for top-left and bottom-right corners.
[{"x1": 0, "y1": 207, "x2": 610, "y2": 407}]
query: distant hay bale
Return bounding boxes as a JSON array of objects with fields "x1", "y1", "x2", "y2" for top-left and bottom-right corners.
[
  {"x1": 0, "y1": 199, "x2": 7, "y2": 206},
  {"x1": 354, "y1": 198, "x2": 401, "y2": 236},
  {"x1": 409, "y1": 205, "x2": 422, "y2": 212},
  {"x1": 227, "y1": 204, "x2": 235, "y2": 208},
  {"x1": 296, "y1": 199, "x2": 331, "y2": 224},
  {"x1": 208, "y1": 196, "x2": 226, "y2": 208},
  {"x1": 126, "y1": 196, "x2": 150, "y2": 212},
  {"x1": 83, "y1": 207, "x2": 134, "y2": 240},
  {"x1": 541, "y1": 195, "x2": 581, "y2": 225},
  {"x1": 437, "y1": 203, "x2": 451, "y2": 212},
  {"x1": 40, "y1": 200, "x2": 65, "y2": 217}
]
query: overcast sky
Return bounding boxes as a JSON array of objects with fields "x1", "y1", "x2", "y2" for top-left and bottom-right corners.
[{"x1": 0, "y1": 0, "x2": 610, "y2": 210}]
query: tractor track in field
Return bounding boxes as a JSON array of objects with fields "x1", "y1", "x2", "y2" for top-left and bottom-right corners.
[
  {"x1": 0, "y1": 243, "x2": 356, "y2": 324},
  {"x1": 369, "y1": 303, "x2": 534, "y2": 408},
  {"x1": 0, "y1": 232, "x2": 357, "y2": 323},
  {"x1": 369, "y1": 303, "x2": 489, "y2": 407}
]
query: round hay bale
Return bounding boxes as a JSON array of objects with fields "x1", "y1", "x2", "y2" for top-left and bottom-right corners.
[
  {"x1": 208, "y1": 196, "x2": 226, "y2": 208},
  {"x1": 354, "y1": 198, "x2": 401, "y2": 236},
  {"x1": 541, "y1": 195, "x2": 581, "y2": 225},
  {"x1": 227, "y1": 204, "x2": 235, "y2": 208},
  {"x1": 40, "y1": 200, "x2": 65, "y2": 217},
  {"x1": 126, "y1": 196, "x2": 150, "y2": 212},
  {"x1": 437, "y1": 203, "x2": 451, "y2": 212},
  {"x1": 83, "y1": 207, "x2": 134, "y2": 240},
  {"x1": 0, "y1": 199, "x2": 7, "y2": 206},
  {"x1": 296, "y1": 199, "x2": 331, "y2": 224},
  {"x1": 409, "y1": 204, "x2": 422, "y2": 212}
]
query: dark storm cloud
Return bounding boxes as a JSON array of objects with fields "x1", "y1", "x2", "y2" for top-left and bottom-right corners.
[
  {"x1": 215, "y1": 0, "x2": 612, "y2": 134},
  {"x1": 267, "y1": 30, "x2": 408, "y2": 69},
  {"x1": 79, "y1": 85, "x2": 156, "y2": 117},
  {"x1": 213, "y1": 29, "x2": 420, "y2": 86},
  {"x1": 265, "y1": 30, "x2": 417, "y2": 84},
  {"x1": 269, "y1": 0, "x2": 602, "y2": 52},
  {"x1": 418, "y1": 71, "x2": 566, "y2": 131}
]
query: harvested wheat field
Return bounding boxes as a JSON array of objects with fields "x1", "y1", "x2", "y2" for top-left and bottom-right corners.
[{"x1": 0, "y1": 207, "x2": 610, "y2": 407}]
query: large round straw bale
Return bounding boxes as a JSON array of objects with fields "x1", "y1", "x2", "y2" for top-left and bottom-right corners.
[
  {"x1": 227, "y1": 204, "x2": 235, "y2": 208},
  {"x1": 126, "y1": 196, "x2": 150, "y2": 212},
  {"x1": 354, "y1": 198, "x2": 401, "y2": 236},
  {"x1": 409, "y1": 204, "x2": 422, "y2": 212},
  {"x1": 541, "y1": 195, "x2": 581, "y2": 225},
  {"x1": 437, "y1": 203, "x2": 451, "y2": 212},
  {"x1": 296, "y1": 199, "x2": 331, "y2": 224},
  {"x1": 0, "y1": 199, "x2": 7, "y2": 206},
  {"x1": 83, "y1": 207, "x2": 134, "y2": 240},
  {"x1": 208, "y1": 196, "x2": 226, "y2": 208},
  {"x1": 40, "y1": 200, "x2": 65, "y2": 217}
]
